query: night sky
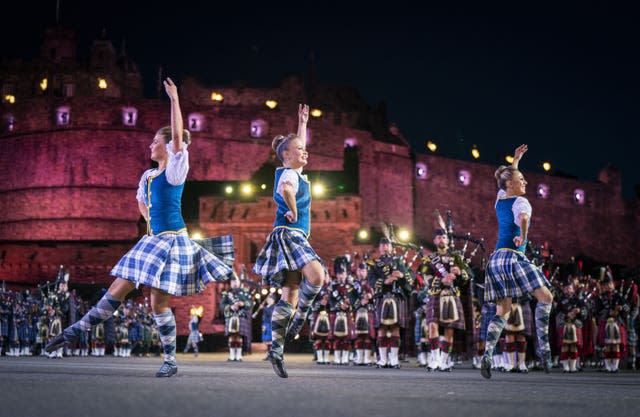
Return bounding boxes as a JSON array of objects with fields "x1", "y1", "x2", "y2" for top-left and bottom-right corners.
[{"x1": 3, "y1": 2, "x2": 639, "y2": 198}]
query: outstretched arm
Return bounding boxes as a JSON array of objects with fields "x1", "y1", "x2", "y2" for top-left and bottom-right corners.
[
  {"x1": 163, "y1": 78, "x2": 184, "y2": 154},
  {"x1": 512, "y1": 144, "x2": 528, "y2": 170},
  {"x1": 297, "y1": 104, "x2": 309, "y2": 144}
]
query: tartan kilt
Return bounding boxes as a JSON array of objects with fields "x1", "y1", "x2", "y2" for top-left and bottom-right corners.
[
  {"x1": 111, "y1": 233, "x2": 234, "y2": 296},
  {"x1": 329, "y1": 311, "x2": 356, "y2": 340},
  {"x1": 374, "y1": 293, "x2": 408, "y2": 328},
  {"x1": 425, "y1": 294, "x2": 466, "y2": 330},
  {"x1": 224, "y1": 315, "x2": 252, "y2": 341},
  {"x1": 597, "y1": 318, "x2": 628, "y2": 352},
  {"x1": 556, "y1": 324, "x2": 583, "y2": 350},
  {"x1": 252, "y1": 228, "x2": 322, "y2": 287},
  {"x1": 484, "y1": 249, "x2": 549, "y2": 302},
  {"x1": 479, "y1": 303, "x2": 497, "y2": 341},
  {"x1": 505, "y1": 301, "x2": 534, "y2": 337}
]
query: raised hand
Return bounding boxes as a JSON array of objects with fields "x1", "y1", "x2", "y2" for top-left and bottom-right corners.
[
  {"x1": 513, "y1": 144, "x2": 528, "y2": 161},
  {"x1": 298, "y1": 104, "x2": 309, "y2": 125},
  {"x1": 163, "y1": 77, "x2": 179, "y2": 102}
]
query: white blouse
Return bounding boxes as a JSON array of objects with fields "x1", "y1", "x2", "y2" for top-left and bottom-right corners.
[{"x1": 136, "y1": 144, "x2": 189, "y2": 203}]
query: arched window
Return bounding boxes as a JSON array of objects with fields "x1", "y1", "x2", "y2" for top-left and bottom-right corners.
[
  {"x1": 122, "y1": 107, "x2": 138, "y2": 126},
  {"x1": 250, "y1": 119, "x2": 268, "y2": 138},
  {"x1": 415, "y1": 163, "x2": 427, "y2": 180},
  {"x1": 188, "y1": 113, "x2": 204, "y2": 132},
  {"x1": 573, "y1": 189, "x2": 586, "y2": 205},
  {"x1": 537, "y1": 184, "x2": 550, "y2": 199},
  {"x1": 56, "y1": 106, "x2": 70, "y2": 125},
  {"x1": 457, "y1": 169, "x2": 471, "y2": 186}
]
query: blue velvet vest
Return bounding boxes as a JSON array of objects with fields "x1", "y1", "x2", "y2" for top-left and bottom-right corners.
[
  {"x1": 273, "y1": 168, "x2": 311, "y2": 237},
  {"x1": 145, "y1": 170, "x2": 186, "y2": 235},
  {"x1": 495, "y1": 197, "x2": 527, "y2": 252}
]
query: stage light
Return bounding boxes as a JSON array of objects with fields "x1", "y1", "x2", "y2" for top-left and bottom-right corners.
[
  {"x1": 260, "y1": 184, "x2": 267, "y2": 190},
  {"x1": 224, "y1": 185, "x2": 234, "y2": 195},
  {"x1": 277, "y1": 288, "x2": 283, "y2": 295},
  {"x1": 191, "y1": 232, "x2": 203, "y2": 240},
  {"x1": 265, "y1": 100, "x2": 278, "y2": 109},
  {"x1": 505, "y1": 155, "x2": 514, "y2": 164},
  {"x1": 357, "y1": 229, "x2": 369, "y2": 241},
  {"x1": 255, "y1": 293, "x2": 261, "y2": 300},
  {"x1": 471, "y1": 145, "x2": 480, "y2": 159},
  {"x1": 97, "y1": 78, "x2": 107, "y2": 89},
  {"x1": 397, "y1": 228, "x2": 411, "y2": 242},
  {"x1": 261, "y1": 288, "x2": 268, "y2": 295},
  {"x1": 542, "y1": 162, "x2": 552, "y2": 172},
  {"x1": 310, "y1": 108, "x2": 323, "y2": 118},
  {"x1": 269, "y1": 287, "x2": 276, "y2": 293},
  {"x1": 312, "y1": 183, "x2": 325, "y2": 197},
  {"x1": 40, "y1": 78, "x2": 48, "y2": 91},
  {"x1": 427, "y1": 140, "x2": 437, "y2": 152},
  {"x1": 4, "y1": 95, "x2": 15, "y2": 104},
  {"x1": 211, "y1": 91, "x2": 224, "y2": 102},
  {"x1": 241, "y1": 184, "x2": 254, "y2": 196}
]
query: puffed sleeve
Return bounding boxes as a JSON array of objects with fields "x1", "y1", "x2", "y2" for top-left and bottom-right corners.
[
  {"x1": 165, "y1": 143, "x2": 190, "y2": 186},
  {"x1": 512, "y1": 196, "x2": 532, "y2": 226},
  {"x1": 136, "y1": 170, "x2": 153, "y2": 203},
  {"x1": 276, "y1": 169, "x2": 300, "y2": 196}
]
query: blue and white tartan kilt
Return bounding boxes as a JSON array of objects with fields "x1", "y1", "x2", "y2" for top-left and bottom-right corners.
[
  {"x1": 111, "y1": 232, "x2": 235, "y2": 296},
  {"x1": 252, "y1": 228, "x2": 322, "y2": 287},
  {"x1": 484, "y1": 249, "x2": 549, "y2": 302}
]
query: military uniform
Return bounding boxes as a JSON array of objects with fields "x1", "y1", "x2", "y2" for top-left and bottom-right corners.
[{"x1": 220, "y1": 285, "x2": 253, "y2": 361}]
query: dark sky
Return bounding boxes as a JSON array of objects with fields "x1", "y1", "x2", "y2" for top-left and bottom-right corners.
[{"x1": 3, "y1": 2, "x2": 639, "y2": 198}]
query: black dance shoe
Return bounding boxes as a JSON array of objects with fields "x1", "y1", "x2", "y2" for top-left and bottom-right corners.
[
  {"x1": 268, "y1": 352, "x2": 288, "y2": 378},
  {"x1": 44, "y1": 329, "x2": 78, "y2": 353},
  {"x1": 155, "y1": 361, "x2": 178, "y2": 377},
  {"x1": 480, "y1": 356, "x2": 492, "y2": 379}
]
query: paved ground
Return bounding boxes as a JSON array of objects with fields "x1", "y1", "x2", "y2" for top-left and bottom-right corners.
[{"x1": 1, "y1": 353, "x2": 639, "y2": 417}]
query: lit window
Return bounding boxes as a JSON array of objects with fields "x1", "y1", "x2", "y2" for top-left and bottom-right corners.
[
  {"x1": 344, "y1": 138, "x2": 357, "y2": 148},
  {"x1": 56, "y1": 106, "x2": 70, "y2": 125},
  {"x1": 537, "y1": 184, "x2": 550, "y2": 199},
  {"x1": 4, "y1": 114, "x2": 15, "y2": 132},
  {"x1": 250, "y1": 119, "x2": 268, "y2": 138},
  {"x1": 97, "y1": 77, "x2": 107, "y2": 90},
  {"x1": 188, "y1": 113, "x2": 204, "y2": 132},
  {"x1": 39, "y1": 78, "x2": 48, "y2": 92},
  {"x1": 573, "y1": 189, "x2": 586, "y2": 205},
  {"x1": 122, "y1": 107, "x2": 138, "y2": 126},
  {"x1": 457, "y1": 169, "x2": 471, "y2": 186},
  {"x1": 415, "y1": 163, "x2": 427, "y2": 180},
  {"x1": 3, "y1": 95, "x2": 15, "y2": 104},
  {"x1": 63, "y1": 83, "x2": 75, "y2": 97},
  {"x1": 310, "y1": 108, "x2": 322, "y2": 118}
]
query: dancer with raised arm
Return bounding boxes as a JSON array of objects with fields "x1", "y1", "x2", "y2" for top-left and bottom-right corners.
[
  {"x1": 480, "y1": 144, "x2": 554, "y2": 379},
  {"x1": 253, "y1": 104, "x2": 324, "y2": 378},
  {"x1": 45, "y1": 78, "x2": 234, "y2": 377}
]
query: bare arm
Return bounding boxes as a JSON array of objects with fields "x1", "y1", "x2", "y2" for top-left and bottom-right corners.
[
  {"x1": 138, "y1": 200, "x2": 148, "y2": 221},
  {"x1": 281, "y1": 182, "x2": 298, "y2": 223},
  {"x1": 297, "y1": 104, "x2": 309, "y2": 144},
  {"x1": 163, "y1": 78, "x2": 184, "y2": 154},
  {"x1": 513, "y1": 213, "x2": 529, "y2": 247},
  {"x1": 511, "y1": 144, "x2": 528, "y2": 170}
]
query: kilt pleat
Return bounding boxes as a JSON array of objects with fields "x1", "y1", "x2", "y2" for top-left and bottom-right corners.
[
  {"x1": 484, "y1": 249, "x2": 549, "y2": 302},
  {"x1": 252, "y1": 228, "x2": 322, "y2": 287},
  {"x1": 111, "y1": 233, "x2": 234, "y2": 296}
]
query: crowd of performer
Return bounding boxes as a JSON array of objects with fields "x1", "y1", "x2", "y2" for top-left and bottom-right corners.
[{"x1": 2, "y1": 243, "x2": 638, "y2": 374}]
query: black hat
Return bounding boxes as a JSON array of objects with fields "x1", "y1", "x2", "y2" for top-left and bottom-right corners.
[
  {"x1": 335, "y1": 263, "x2": 347, "y2": 274},
  {"x1": 434, "y1": 228, "x2": 447, "y2": 237},
  {"x1": 357, "y1": 262, "x2": 367, "y2": 270},
  {"x1": 379, "y1": 237, "x2": 391, "y2": 245}
]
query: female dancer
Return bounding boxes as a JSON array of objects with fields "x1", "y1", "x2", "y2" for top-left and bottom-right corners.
[
  {"x1": 252, "y1": 104, "x2": 324, "y2": 378},
  {"x1": 480, "y1": 144, "x2": 554, "y2": 379},
  {"x1": 46, "y1": 78, "x2": 234, "y2": 377}
]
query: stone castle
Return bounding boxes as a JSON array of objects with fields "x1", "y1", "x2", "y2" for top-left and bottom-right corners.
[{"x1": 2, "y1": 26, "x2": 638, "y2": 335}]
